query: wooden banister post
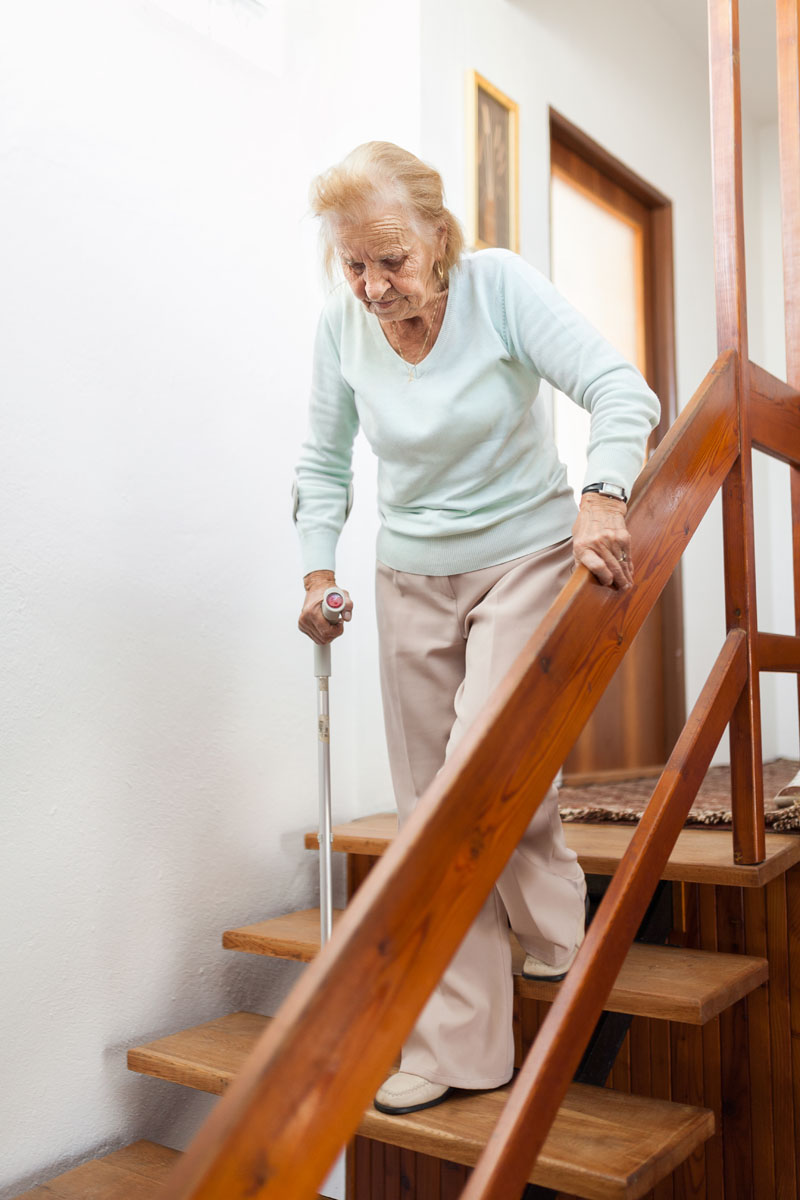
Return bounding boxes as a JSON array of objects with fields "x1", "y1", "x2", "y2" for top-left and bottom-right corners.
[
  {"x1": 776, "y1": 0, "x2": 800, "y2": 754},
  {"x1": 708, "y1": 0, "x2": 765, "y2": 863}
]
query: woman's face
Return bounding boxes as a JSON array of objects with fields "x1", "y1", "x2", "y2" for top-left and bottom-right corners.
[{"x1": 336, "y1": 209, "x2": 445, "y2": 322}]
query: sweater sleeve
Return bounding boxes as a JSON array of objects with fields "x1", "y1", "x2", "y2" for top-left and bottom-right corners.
[
  {"x1": 293, "y1": 302, "x2": 360, "y2": 575},
  {"x1": 498, "y1": 252, "x2": 660, "y2": 496}
]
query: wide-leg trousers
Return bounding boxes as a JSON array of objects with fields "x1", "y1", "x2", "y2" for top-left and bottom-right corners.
[{"x1": 376, "y1": 538, "x2": 587, "y2": 1089}]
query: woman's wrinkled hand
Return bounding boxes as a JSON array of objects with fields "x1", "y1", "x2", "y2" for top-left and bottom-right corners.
[
  {"x1": 572, "y1": 493, "x2": 633, "y2": 589},
  {"x1": 298, "y1": 570, "x2": 354, "y2": 645}
]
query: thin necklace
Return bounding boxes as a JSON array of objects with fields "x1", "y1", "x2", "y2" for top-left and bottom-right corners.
[{"x1": 390, "y1": 289, "x2": 445, "y2": 383}]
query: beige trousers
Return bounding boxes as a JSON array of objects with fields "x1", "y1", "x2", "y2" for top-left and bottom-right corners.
[{"x1": 376, "y1": 539, "x2": 587, "y2": 1089}]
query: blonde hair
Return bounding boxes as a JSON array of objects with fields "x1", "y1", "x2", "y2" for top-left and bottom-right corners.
[{"x1": 309, "y1": 141, "x2": 465, "y2": 283}]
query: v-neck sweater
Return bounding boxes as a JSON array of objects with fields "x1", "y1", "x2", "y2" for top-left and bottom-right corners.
[{"x1": 294, "y1": 248, "x2": 660, "y2": 576}]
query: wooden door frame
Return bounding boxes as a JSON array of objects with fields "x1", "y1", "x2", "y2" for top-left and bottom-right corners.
[{"x1": 549, "y1": 108, "x2": 686, "y2": 773}]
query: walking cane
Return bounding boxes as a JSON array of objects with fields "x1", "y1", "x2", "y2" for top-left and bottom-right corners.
[{"x1": 314, "y1": 586, "x2": 346, "y2": 947}]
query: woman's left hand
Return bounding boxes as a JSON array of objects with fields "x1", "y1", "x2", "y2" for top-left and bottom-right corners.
[{"x1": 572, "y1": 493, "x2": 633, "y2": 589}]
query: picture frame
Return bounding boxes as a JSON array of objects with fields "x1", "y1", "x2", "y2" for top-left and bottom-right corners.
[{"x1": 468, "y1": 71, "x2": 520, "y2": 253}]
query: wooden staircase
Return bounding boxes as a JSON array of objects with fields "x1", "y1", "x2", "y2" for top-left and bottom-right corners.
[
  {"x1": 18, "y1": 819, "x2": 800, "y2": 1200},
  {"x1": 19, "y1": 819, "x2": 800, "y2": 1200},
  {"x1": 115, "y1": 817, "x2": 797, "y2": 1200}
]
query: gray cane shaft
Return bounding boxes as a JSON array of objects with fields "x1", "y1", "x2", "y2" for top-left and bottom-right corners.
[{"x1": 317, "y1": 681, "x2": 333, "y2": 946}]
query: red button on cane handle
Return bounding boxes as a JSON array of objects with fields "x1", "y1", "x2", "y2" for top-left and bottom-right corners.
[{"x1": 322, "y1": 588, "x2": 345, "y2": 623}]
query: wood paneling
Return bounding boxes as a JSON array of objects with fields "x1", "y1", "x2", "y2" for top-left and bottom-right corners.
[
  {"x1": 697, "y1": 888, "x2": 724, "y2": 1200},
  {"x1": 346, "y1": 865, "x2": 800, "y2": 1200},
  {"x1": 786, "y1": 865, "x2": 800, "y2": 1200},
  {"x1": 742, "y1": 886, "x2": 775, "y2": 1199},
  {"x1": 766, "y1": 876, "x2": 795, "y2": 1197}
]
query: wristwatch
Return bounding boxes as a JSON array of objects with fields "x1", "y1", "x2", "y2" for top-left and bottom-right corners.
[{"x1": 581, "y1": 482, "x2": 628, "y2": 503}]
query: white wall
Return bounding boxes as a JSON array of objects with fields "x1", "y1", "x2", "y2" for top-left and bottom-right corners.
[
  {"x1": 0, "y1": 0, "x2": 417, "y2": 1194},
  {"x1": 746, "y1": 120, "x2": 798, "y2": 759},
  {"x1": 420, "y1": 0, "x2": 797, "y2": 764},
  {"x1": 3, "y1": 2, "x2": 797, "y2": 1196}
]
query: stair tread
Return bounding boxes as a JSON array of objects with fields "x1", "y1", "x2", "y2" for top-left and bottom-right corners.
[
  {"x1": 12, "y1": 1138, "x2": 335, "y2": 1200},
  {"x1": 223, "y1": 908, "x2": 768, "y2": 1024},
  {"x1": 304, "y1": 812, "x2": 800, "y2": 886},
  {"x1": 12, "y1": 1141, "x2": 180, "y2": 1198},
  {"x1": 127, "y1": 1012, "x2": 713, "y2": 1200}
]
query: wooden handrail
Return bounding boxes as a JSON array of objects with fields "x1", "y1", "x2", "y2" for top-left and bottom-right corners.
[
  {"x1": 749, "y1": 360, "x2": 800, "y2": 465},
  {"x1": 160, "y1": 352, "x2": 738, "y2": 1200},
  {"x1": 461, "y1": 629, "x2": 747, "y2": 1200}
]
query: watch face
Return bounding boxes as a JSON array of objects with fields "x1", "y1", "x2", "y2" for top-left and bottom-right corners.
[{"x1": 583, "y1": 483, "x2": 627, "y2": 502}]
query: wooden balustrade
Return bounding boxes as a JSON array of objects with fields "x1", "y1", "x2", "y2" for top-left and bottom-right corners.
[
  {"x1": 157, "y1": 0, "x2": 800, "y2": 1196},
  {"x1": 461, "y1": 630, "x2": 747, "y2": 1200}
]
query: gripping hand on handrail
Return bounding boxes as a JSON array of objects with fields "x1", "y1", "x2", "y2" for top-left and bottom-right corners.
[{"x1": 572, "y1": 492, "x2": 633, "y2": 590}]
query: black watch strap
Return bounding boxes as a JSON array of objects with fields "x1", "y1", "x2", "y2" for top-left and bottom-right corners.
[{"x1": 581, "y1": 482, "x2": 628, "y2": 503}]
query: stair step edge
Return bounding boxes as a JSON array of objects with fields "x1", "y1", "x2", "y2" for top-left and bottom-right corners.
[
  {"x1": 11, "y1": 1138, "x2": 336, "y2": 1200},
  {"x1": 222, "y1": 908, "x2": 768, "y2": 1025},
  {"x1": 305, "y1": 813, "x2": 800, "y2": 887}
]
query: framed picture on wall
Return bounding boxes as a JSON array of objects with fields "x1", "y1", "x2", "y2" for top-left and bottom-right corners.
[{"x1": 469, "y1": 72, "x2": 519, "y2": 252}]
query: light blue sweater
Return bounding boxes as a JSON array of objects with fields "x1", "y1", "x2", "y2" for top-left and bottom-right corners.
[{"x1": 294, "y1": 249, "x2": 660, "y2": 576}]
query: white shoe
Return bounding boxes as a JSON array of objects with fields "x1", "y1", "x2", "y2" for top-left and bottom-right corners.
[
  {"x1": 522, "y1": 895, "x2": 590, "y2": 982},
  {"x1": 374, "y1": 1071, "x2": 453, "y2": 1115}
]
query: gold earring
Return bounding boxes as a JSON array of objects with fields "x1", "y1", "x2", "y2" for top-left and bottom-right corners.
[{"x1": 436, "y1": 260, "x2": 445, "y2": 283}]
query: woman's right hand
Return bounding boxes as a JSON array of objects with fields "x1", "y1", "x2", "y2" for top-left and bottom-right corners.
[{"x1": 298, "y1": 570, "x2": 353, "y2": 645}]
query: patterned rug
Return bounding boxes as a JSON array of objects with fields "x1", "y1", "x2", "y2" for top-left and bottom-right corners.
[{"x1": 558, "y1": 758, "x2": 800, "y2": 832}]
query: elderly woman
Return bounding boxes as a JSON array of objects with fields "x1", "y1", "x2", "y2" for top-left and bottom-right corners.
[{"x1": 294, "y1": 142, "x2": 659, "y2": 1116}]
